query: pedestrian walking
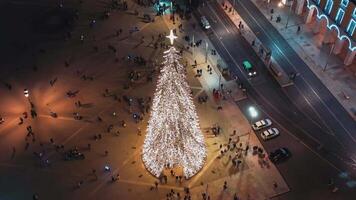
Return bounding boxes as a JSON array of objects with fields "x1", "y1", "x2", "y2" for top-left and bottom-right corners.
[
  {"x1": 18, "y1": 117, "x2": 24, "y2": 125},
  {"x1": 233, "y1": 193, "x2": 239, "y2": 200},
  {"x1": 223, "y1": 181, "x2": 228, "y2": 190}
]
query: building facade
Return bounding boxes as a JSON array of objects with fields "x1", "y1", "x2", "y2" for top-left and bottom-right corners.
[{"x1": 294, "y1": 0, "x2": 355, "y2": 65}]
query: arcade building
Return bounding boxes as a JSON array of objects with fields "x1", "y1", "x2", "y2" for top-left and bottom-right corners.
[{"x1": 293, "y1": 0, "x2": 355, "y2": 66}]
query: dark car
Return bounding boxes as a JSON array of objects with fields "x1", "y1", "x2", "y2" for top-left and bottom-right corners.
[
  {"x1": 269, "y1": 148, "x2": 291, "y2": 163},
  {"x1": 64, "y1": 149, "x2": 85, "y2": 160}
]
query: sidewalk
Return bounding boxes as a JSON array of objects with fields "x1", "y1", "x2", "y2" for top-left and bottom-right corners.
[
  {"x1": 240, "y1": 0, "x2": 356, "y2": 120},
  {"x1": 162, "y1": 13, "x2": 289, "y2": 199},
  {"x1": 0, "y1": 1, "x2": 289, "y2": 199}
]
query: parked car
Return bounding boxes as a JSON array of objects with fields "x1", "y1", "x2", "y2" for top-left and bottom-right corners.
[
  {"x1": 261, "y1": 128, "x2": 279, "y2": 140},
  {"x1": 269, "y1": 148, "x2": 291, "y2": 163},
  {"x1": 64, "y1": 148, "x2": 85, "y2": 160},
  {"x1": 242, "y1": 60, "x2": 257, "y2": 77},
  {"x1": 200, "y1": 16, "x2": 211, "y2": 30},
  {"x1": 252, "y1": 118, "x2": 272, "y2": 130}
]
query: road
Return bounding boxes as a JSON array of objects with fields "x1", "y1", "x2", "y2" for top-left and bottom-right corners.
[
  {"x1": 196, "y1": 1, "x2": 356, "y2": 199},
  {"x1": 230, "y1": 0, "x2": 356, "y2": 163}
]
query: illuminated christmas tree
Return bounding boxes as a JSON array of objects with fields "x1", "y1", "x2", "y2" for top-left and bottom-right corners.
[{"x1": 142, "y1": 30, "x2": 206, "y2": 179}]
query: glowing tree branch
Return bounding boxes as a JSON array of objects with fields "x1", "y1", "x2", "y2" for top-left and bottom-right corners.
[{"x1": 142, "y1": 31, "x2": 206, "y2": 179}]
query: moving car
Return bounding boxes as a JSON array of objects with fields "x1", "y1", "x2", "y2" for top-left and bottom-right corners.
[
  {"x1": 261, "y1": 128, "x2": 279, "y2": 140},
  {"x1": 64, "y1": 149, "x2": 85, "y2": 160},
  {"x1": 269, "y1": 148, "x2": 291, "y2": 163},
  {"x1": 242, "y1": 60, "x2": 257, "y2": 77},
  {"x1": 200, "y1": 16, "x2": 211, "y2": 30},
  {"x1": 252, "y1": 118, "x2": 272, "y2": 130}
]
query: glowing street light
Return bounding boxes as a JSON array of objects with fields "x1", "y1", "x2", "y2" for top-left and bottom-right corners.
[
  {"x1": 279, "y1": 0, "x2": 294, "y2": 28},
  {"x1": 248, "y1": 106, "x2": 258, "y2": 118}
]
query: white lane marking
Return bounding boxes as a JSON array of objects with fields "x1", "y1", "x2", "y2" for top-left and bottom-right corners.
[
  {"x1": 205, "y1": 4, "x2": 230, "y2": 34},
  {"x1": 236, "y1": 1, "x2": 355, "y2": 142},
  {"x1": 201, "y1": 6, "x2": 321, "y2": 145},
  {"x1": 204, "y1": 4, "x2": 332, "y2": 136},
  {"x1": 203, "y1": 3, "x2": 350, "y2": 172},
  {"x1": 251, "y1": 101, "x2": 342, "y2": 172},
  {"x1": 288, "y1": 85, "x2": 334, "y2": 135}
]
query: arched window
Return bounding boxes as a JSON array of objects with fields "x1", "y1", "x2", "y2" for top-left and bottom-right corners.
[
  {"x1": 324, "y1": 0, "x2": 334, "y2": 15},
  {"x1": 346, "y1": 8, "x2": 356, "y2": 37},
  {"x1": 340, "y1": 0, "x2": 349, "y2": 9},
  {"x1": 346, "y1": 19, "x2": 355, "y2": 36},
  {"x1": 334, "y1": 0, "x2": 349, "y2": 25},
  {"x1": 335, "y1": 8, "x2": 345, "y2": 25}
]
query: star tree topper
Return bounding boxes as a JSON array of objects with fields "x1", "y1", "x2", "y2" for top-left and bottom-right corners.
[{"x1": 166, "y1": 29, "x2": 177, "y2": 45}]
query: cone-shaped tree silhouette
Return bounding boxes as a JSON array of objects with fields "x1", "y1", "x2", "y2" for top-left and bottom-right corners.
[{"x1": 142, "y1": 47, "x2": 206, "y2": 179}]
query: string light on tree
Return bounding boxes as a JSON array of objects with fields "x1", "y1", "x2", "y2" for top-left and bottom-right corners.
[{"x1": 142, "y1": 30, "x2": 206, "y2": 179}]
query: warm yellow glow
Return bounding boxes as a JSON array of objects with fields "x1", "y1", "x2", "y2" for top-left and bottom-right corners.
[
  {"x1": 166, "y1": 30, "x2": 177, "y2": 45},
  {"x1": 142, "y1": 47, "x2": 206, "y2": 179}
]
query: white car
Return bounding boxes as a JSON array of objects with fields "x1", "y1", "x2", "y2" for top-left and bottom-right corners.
[
  {"x1": 200, "y1": 16, "x2": 211, "y2": 30},
  {"x1": 252, "y1": 118, "x2": 272, "y2": 130},
  {"x1": 261, "y1": 128, "x2": 279, "y2": 140}
]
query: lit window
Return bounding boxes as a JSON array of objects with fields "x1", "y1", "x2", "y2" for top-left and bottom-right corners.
[
  {"x1": 353, "y1": 8, "x2": 356, "y2": 18},
  {"x1": 340, "y1": 0, "x2": 349, "y2": 9},
  {"x1": 324, "y1": 0, "x2": 333, "y2": 15},
  {"x1": 346, "y1": 19, "x2": 355, "y2": 36},
  {"x1": 335, "y1": 8, "x2": 345, "y2": 25}
]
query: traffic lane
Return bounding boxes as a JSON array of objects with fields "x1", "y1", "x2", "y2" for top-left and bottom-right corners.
[
  {"x1": 199, "y1": 5, "x2": 325, "y2": 145},
  {"x1": 231, "y1": 0, "x2": 354, "y2": 132},
  {"x1": 221, "y1": 0, "x2": 339, "y2": 134},
  {"x1": 208, "y1": 2, "x2": 333, "y2": 132},
  {"x1": 200, "y1": 4, "x2": 333, "y2": 144},
  {"x1": 202, "y1": 3, "x2": 266, "y2": 83},
  {"x1": 291, "y1": 76, "x2": 355, "y2": 156},
  {"x1": 234, "y1": 0, "x2": 356, "y2": 136},
  {"x1": 288, "y1": 77, "x2": 353, "y2": 150},
  {"x1": 202, "y1": 15, "x2": 324, "y2": 150},
  {"x1": 228, "y1": 0, "x2": 356, "y2": 162},
  {"x1": 197, "y1": 5, "x2": 356, "y2": 172},
  {"x1": 237, "y1": 100, "x2": 355, "y2": 200}
]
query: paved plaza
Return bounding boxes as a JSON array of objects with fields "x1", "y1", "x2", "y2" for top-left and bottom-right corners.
[{"x1": 0, "y1": 1, "x2": 289, "y2": 199}]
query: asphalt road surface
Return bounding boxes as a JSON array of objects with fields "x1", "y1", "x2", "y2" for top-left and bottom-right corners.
[
  {"x1": 196, "y1": 1, "x2": 356, "y2": 199},
  {"x1": 230, "y1": 0, "x2": 356, "y2": 164}
]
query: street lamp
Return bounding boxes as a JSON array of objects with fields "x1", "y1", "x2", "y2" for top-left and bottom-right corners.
[
  {"x1": 232, "y1": 0, "x2": 236, "y2": 15},
  {"x1": 247, "y1": 106, "x2": 258, "y2": 134},
  {"x1": 323, "y1": 44, "x2": 335, "y2": 71},
  {"x1": 248, "y1": 106, "x2": 258, "y2": 119},
  {"x1": 285, "y1": 0, "x2": 294, "y2": 29},
  {"x1": 279, "y1": 0, "x2": 294, "y2": 28},
  {"x1": 205, "y1": 41, "x2": 209, "y2": 63}
]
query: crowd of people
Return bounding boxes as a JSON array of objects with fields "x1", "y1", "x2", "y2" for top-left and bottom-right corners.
[{"x1": 0, "y1": 0, "x2": 272, "y2": 200}]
